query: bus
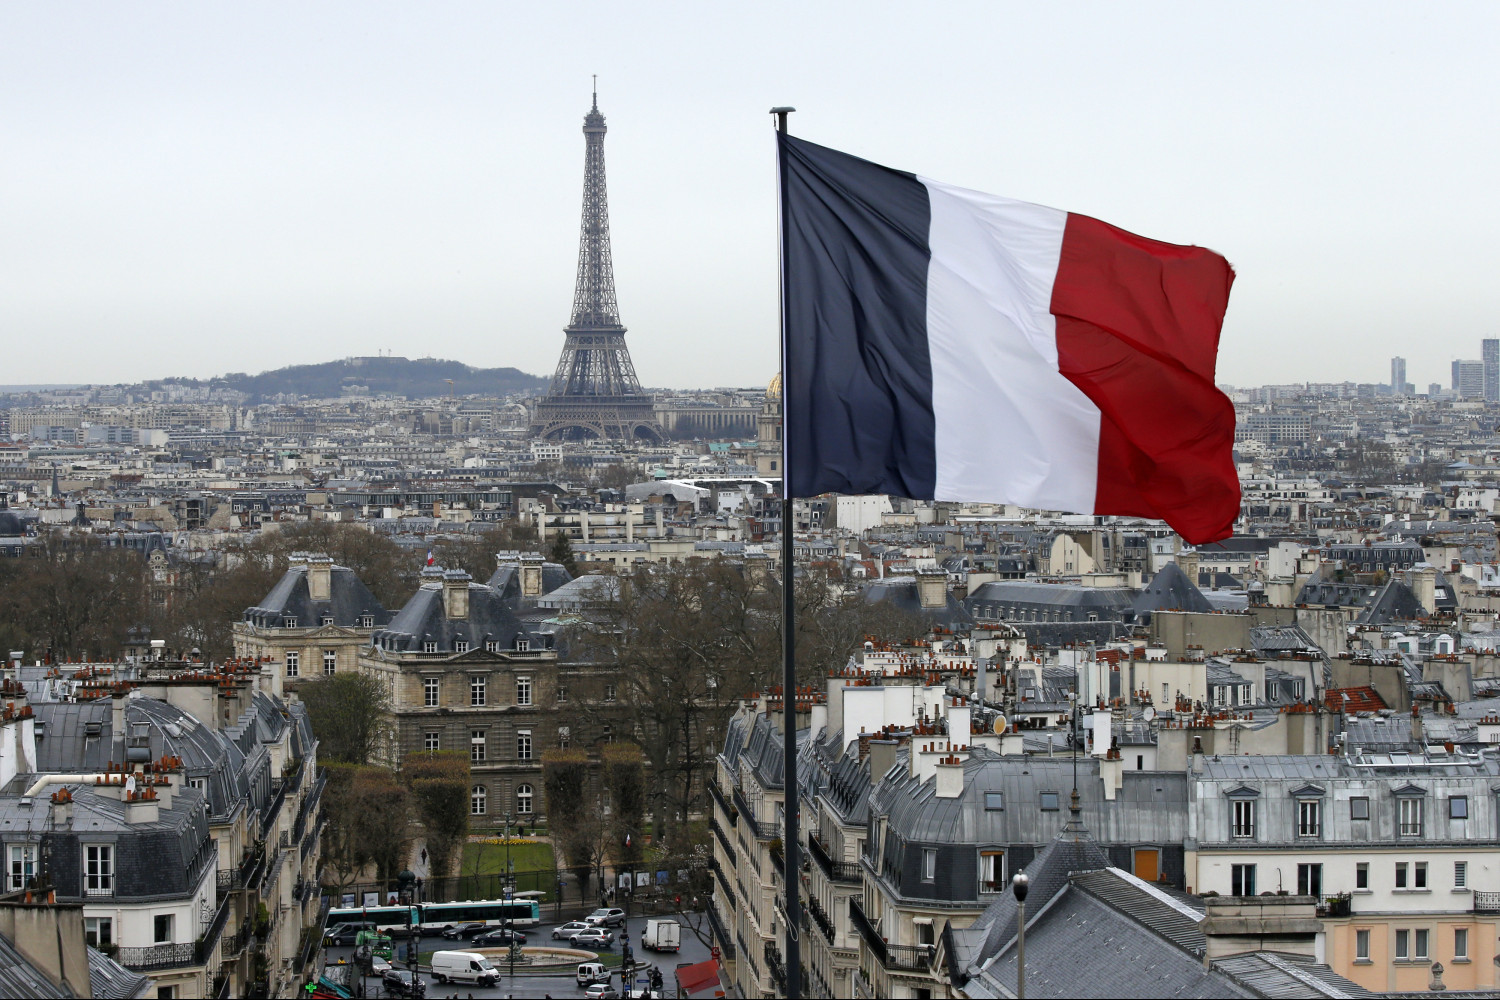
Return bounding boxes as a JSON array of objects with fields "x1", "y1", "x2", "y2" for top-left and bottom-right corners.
[
  {"x1": 415, "y1": 898, "x2": 542, "y2": 932},
  {"x1": 328, "y1": 903, "x2": 418, "y2": 937}
]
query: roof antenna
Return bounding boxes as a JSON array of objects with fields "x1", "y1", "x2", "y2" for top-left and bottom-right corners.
[{"x1": 592, "y1": 74, "x2": 598, "y2": 111}]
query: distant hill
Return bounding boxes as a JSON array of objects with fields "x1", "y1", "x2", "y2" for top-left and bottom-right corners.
[{"x1": 214, "y1": 357, "x2": 548, "y2": 401}]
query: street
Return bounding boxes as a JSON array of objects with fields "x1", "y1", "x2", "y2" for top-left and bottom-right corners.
[{"x1": 322, "y1": 911, "x2": 720, "y2": 999}]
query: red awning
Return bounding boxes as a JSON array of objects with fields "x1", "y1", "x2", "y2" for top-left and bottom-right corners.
[{"x1": 675, "y1": 958, "x2": 721, "y2": 995}]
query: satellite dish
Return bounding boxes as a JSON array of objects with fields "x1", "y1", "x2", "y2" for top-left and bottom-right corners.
[
  {"x1": 1143, "y1": 706, "x2": 1157, "y2": 722},
  {"x1": 992, "y1": 715, "x2": 1008, "y2": 734}
]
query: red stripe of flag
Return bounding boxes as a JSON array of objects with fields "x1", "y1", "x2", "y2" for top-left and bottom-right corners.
[{"x1": 1051, "y1": 213, "x2": 1239, "y2": 545}]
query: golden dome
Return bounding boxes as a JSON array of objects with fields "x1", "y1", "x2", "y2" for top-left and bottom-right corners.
[{"x1": 768, "y1": 372, "x2": 782, "y2": 400}]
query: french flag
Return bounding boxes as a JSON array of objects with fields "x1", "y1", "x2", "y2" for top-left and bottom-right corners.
[{"x1": 779, "y1": 134, "x2": 1240, "y2": 544}]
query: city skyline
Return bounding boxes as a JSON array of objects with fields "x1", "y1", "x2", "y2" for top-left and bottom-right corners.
[{"x1": 3, "y1": 3, "x2": 1498, "y2": 390}]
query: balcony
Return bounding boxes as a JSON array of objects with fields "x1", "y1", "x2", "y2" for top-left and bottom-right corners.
[
  {"x1": 806, "y1": 894, "x2": 835, "y2": 944},
  {"x1": 1475, "y1": 891, "x2": 1500, "y2": 913},
  {"x1": 846, "y1": 898, "x2": 930, "y2": 972},
  {"x1": 709, "y1": 814, "x2": 735, "y2": 859},
  {"x1": 707, "y1": 778, "x2": 735, "y2": 825},
  {"x1": 705, "y1": 898, "x2": 736, "y2": 960},
  {"x1": 808, "y1": 834, "x2": 862, "y2": 883},
  {"x1": 710, "y1": 856, "x2": 734, "y2": 902},
  {"x1": 120, "y1": 887, "x2": 232, "y2": 973},
  {"x1": 765, "y1": 940, "x2": 787, "y2": 996},
  {"x1": 770, "y1": 841, "x2": 785, "y2": 877},
  {"x1": 733, "y1": 787, "x2": 765, "y2": 840}
]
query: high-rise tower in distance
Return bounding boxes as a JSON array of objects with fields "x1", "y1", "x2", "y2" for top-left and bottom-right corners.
[
  {"x1": 1391, "y1": 356, "x2": 1407, "y2": 395},
  {"x1": 530, "y1": 88, "x2": 662, "y2": 442},
  {"x1": 1483, "y1": 338, "x2": 1499, "y2": 402}
]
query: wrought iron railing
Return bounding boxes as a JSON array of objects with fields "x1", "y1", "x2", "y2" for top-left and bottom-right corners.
[
  {"x1": 765, "y1": 940, "x2": 787, "y2": 995},
  {"x1": 885, "y1": 942, "x2": 933, "y2": 972},
  {"x1": 808, "y1": 833, "x2": 861, "y2": 882},
  {"x1": 1475, "y1": 891, "x2": 1500, "y2": 913},
  {"x1": 849, "y1": 896, "x2": 886, "y2": 965},
  {"x1": 710, "y1": 856, "x2": 734, "y2": 901},
  {"x1": 705, "y1": 898, "x2": 735, "y2": 960},
  {"x1": 807, "y1": 893, "x2": 835, "y2": 944},
  {"x1": 770, "y1": 841, "x2": 785, "y2": 876},
  {"x1": 733, "y1": 786, "x2": 763, "y2": 839},
  {"x1": 709, "y1": 814, "x2": 734, "y2": 859},
  {"x1": 707, "y1": 778, "x2": 735, "y2": 825}
]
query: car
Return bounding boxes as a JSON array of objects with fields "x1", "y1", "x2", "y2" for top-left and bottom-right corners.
[
  {"x1": 324, "y1": 921, "x2": 376, "y2": 946},
  {"x1": 584, "y1": 985, "x2": 621, "y2": 1000},
  {"x1": 552, "y1": 921, "x2": 593, "y2": 940},
  {"x1": 584, "y1": 906, "x2": 627, "y2": 927},
  {"x1": 471, "y1": 927, "x2": 526, "y2": 947},
  {"x1": 379, "y1": 968, "x2": 427, "y2": 999},
  {"x1": 440, "y1": 921, "x2": 488, "y2": 940},
  {"x1": 569, "y1": 928, "x2": 614, "y2": 949},
  {"x1": 577, "y1": 961, "x2": 611, "y2": 986}
]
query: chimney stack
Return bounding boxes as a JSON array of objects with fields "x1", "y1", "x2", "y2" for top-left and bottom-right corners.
[{"x1": 305, "y1": 553, "x2": 333, "y2": 603}]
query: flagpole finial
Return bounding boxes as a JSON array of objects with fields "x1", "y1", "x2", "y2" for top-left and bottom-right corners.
[{"x1": 769, "y1": 106, "x2": 796, "y2": 134}]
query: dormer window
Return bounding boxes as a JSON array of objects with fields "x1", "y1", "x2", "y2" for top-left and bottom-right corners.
[
  {"x1": 359, "y1": 615, "x2": 375, "y2": 628},
  {"x1": 454, "y1": 640, "x2": 470, "y2": 654},
  {"x1": 516, "y1": 638, "x2": 530, "y2": 652},
  {"x1": 422, "y1": 640, "x2": 438, "y2": 654},
  {"x1": 282, "y1": 617, "x2": 298, "y2": 628},
  {"x1": 485, "y1": 640, "x2": 499, "y2": 652},
  {"x1": 321, "y1": 616, "x2": 334, "y2": 627}
]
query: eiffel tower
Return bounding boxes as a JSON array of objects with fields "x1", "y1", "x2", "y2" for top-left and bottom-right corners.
[{"x1": 531, "y1": 88, "x2": 662, "y2": 443}]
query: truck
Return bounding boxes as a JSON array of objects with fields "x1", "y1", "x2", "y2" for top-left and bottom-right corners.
[{"x1": 641, "y1": 918, "x2": 680, "y2": 952}]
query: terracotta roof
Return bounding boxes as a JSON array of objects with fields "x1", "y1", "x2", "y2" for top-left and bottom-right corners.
[{"x1": 1325, "y1": 686, "x2": 1387, "y2": 713}]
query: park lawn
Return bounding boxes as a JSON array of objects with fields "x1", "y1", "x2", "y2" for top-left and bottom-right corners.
[{"x1": 458, "y1": 840, "x2": 558, "y2": 897}]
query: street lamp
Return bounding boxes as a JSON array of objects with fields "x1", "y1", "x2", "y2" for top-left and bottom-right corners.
[
  {"x1": 1012, "y1": 871, "x2": 1030, "y2": 1000},
  {"x1": 504, "y1": 810, "x2": 517, "y2": 982},
  {"x1": 397, "y1": 869, "x2": 420, "y2": 994}
]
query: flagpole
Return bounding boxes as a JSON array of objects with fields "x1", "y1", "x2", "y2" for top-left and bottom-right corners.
[{"x1": 771, "y1": 104, "x2": 801, "y2": 1000}]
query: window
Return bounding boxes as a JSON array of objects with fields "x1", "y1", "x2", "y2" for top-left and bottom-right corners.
[
  {"x1": 1231, "y1": 863, "x2": 1256, "y2": 896},
  {"x1": 1350, "y1": 796, "x2": 1370, "y2": 820},
  {"x1": 285, "y1": 651, "x2": 299, "y2": 678},
  {"x1": 978, "y1": 851, "x2": 1005, "y2": 893},
  {"x1": 470, "y1": 676, "x2": 486, "y2": 706},
  {"x1": 470, "y1": 785, "x2": 487, "y2": 815},
  {"x1": 1414, "y1": 862, "x2": 1427, "y2": 889},
  {"x1": 470, "y1": 730, "x2": 486, "y2": 763},
  {"x1": 1415, "y1": 928, "x2": 1429, "y2": 961},
  {"x1": 1039, "y1": 791, "x2": 1059, "y2": 811},
  {"x1": 1297, "y1": 799, "x2": 1321, "y2": 837},
  {"x1": 7, "y1": 845, "x2": 34, "y2": 892},
  {"x1": 360, "y1": 615, "x2": 375, "y2": 628},
  {"x1": 516, "y1": 731, "x2": 533, "y2": 761},
  {"x1": 1232, "y1": 800, "x2": 1255, "y2": 839},
  {"x1": 1398, "y1": 796, "x2": 1423, "y2": 837},
  {"x1": 1395, "y1": 929, "x2": 1409, "y2": 960},
  {"x1": 422, "y1": 640, "x2": 438, "y2": 654},
  {"x1": 282, "y1": 617, "x2": 297, "y2": 628},
  {"x1": 516, "y1": 639, "x2": 530, "y2": 652},
  {"x1": 454, "y1": 640, "x2": 470, "y2": 654},
  {"x1": 84, "y1": 845, "x2": 112, "y2": 895},
  {"x1": 1455, "y1": 861, "x2": 1468, "y2": 888},
  {"x1": 83, "y1": 917, "x2": 112, "y2": 949},
  {"x1": 602, "y1": 724, "x2": 613, "y2": 743},
  {"x1": 984, "y1": 791, "x2": 1005, "y2": 811},
  {"x1": 323, "y1": 649, "x2": 337, "y2": 676},
  {"x1": 1396, "y1": 862, "x2": 1409, "y2": 889},
  {"x1": 557, "y1": 685, "x2": 568, "y2": 704},
  {"x1": 484, "y1": 640, "x2": 499, "y2": 652},
  {"x1": 605, "y1": 683, "x2": 617, "y2": 703},
  {"x1": 1355, "y1": 929, "x2": 1370, "y2": 962},
  {"x1": 1450, "y1": 796, "x2": 1469, "y2": 819},
  {"x1": 1455, "y1": 927, "x2": 1469, "y2": 961},
  {"x1": 154, "y1": 913, "x2": 174, "y2": 944},
  {"x1": 516, "y1": 676, "x2": 533, "y2": 707},
  {"x1": 516, "y1": 783, "x2": 534, "y2": 815},
  {"x1": 921, "y1": 849, "x2": 938, "y2": 880},
  {"x1": 1297, "y1": 863, "x2": 1322, "y2": 897},
  {"x1": 558, "y1": 726, "x2": 571, "y2": 749},
  {"x1": 1356, "y1": 862, "x2": 1369, "y2": 890},
  {"x1": 321, "y1": 615, "x2": 334, "y2": 627},
  {"x1": 424, "y1": 677, "x2": 439, "y2": 708}
]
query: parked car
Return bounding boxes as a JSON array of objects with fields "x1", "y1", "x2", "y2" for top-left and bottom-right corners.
[
  {"x1": 570, "y1": 928, "x2": 615, "y2": 949},
  {"x1": 325, "y1": 921, "x2": 376, "y2": 946},
  {"x1": 472, "y1": 927, "x2": 526, "y2": 947},
  {"x1": 552, "y1": 921, "x2": 593, "y2": 940},
  {"x1": 380, "y1": 969, "x2": 426, "y2": 999},
  {"x1": 584, "y1": 907, "x2": 627, "y2": 927},
  {"x1": 440, "y1": 920, "x2": 489, "y2": 940},
  {"x1": 584, "y1": 985, "x2": 621, "y2": 1000}
]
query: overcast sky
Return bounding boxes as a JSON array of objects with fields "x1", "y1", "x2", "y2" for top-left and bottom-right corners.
[{"x1": 3, "y1": 3, "x2": 1497, "y2": 392}]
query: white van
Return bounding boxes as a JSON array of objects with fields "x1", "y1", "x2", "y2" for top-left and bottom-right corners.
[
  {"x1": 577, "y1": 961, "x2": 611, "y2": 986},
  {"x1": 430, "y1": 950, "x2": 500, "y2": 987}
]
